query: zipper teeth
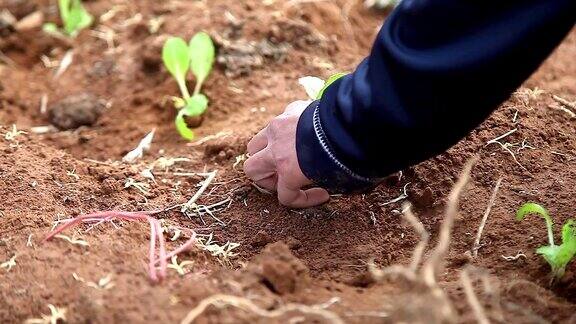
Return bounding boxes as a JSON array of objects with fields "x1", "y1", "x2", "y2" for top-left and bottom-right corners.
[{"x1": 312, "y1": 104, "x2": 374, "y2": 183}]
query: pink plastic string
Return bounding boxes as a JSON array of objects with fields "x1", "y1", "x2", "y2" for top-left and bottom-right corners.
[{"x1": 44, "y1": 211, "x2": 196, "y2": 282}]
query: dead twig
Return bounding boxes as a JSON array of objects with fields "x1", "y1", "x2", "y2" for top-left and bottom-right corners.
[
  {"x1": 380, "y1": 182, "x2": 410, "y2": 206},
  {"x1": 502, "y1": 252, "x2": 527, "y2": 261},
  {"x1": 402, "y1": 203, "x2": 429, "y2": 272},
  {"x1": 486, "y1": 130, "x2": 529, "y2": 171},
  {"x1": 552, "y1": 94, "x2": 576, "y2": 111},
  {"x1": 181, "y1": 171, "x2": 217, "y2": 213},
  {"x1": 421, "y1": 158, "x2": 476, "y2": 287},
  {"x1": 472, "y1": 177, "x2": 503, "y2": 257},
  {"x1": 549, "y1": 104, "x2": 576, "y2": 118}
]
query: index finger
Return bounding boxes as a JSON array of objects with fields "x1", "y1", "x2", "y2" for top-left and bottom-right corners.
[{"x1": 247, "y1": 128, "x2": 268, "y2": 155}]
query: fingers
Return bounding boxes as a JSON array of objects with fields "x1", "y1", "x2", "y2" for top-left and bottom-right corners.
[
  {"x1": 243, "y1": 148, "x2": 275, "y2": 181},
  {"x1": 277, "y1": 178, "x2": 330, "y2": 208},
  {"x1": 247, "y1": 128, "x2": 268, "y2": 155},
  {"x1": 255, "y1": 174, "x2": 278, "y2": 191}
]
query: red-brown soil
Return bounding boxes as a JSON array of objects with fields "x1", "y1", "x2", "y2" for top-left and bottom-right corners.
[{"x1": 0, "y1": 0, "x2": 575, "y2": 323}]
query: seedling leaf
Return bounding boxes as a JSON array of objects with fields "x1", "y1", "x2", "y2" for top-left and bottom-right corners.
[
  {"x1": 163, "y1": 37, "x2": 191, "y2": 99},
  {"x1": 175, "y1": 94, "x2": 208, "y2": 140},
  {"x1": 317, "y1": 72, "x2": 347, "y2": 99},
  {"x1": 562, "y1": 219, "x2": 575, "y2": 243},
  {"x1": 52, "y1": 0, "x2": 93, "y2": 37},
  {"x1": 42, "y1": 23, "x2": 59, "y2": 34},
  {"x1": 64, "y1": 0, "x2": 93, "y2": 36},
  {"x1": 189, "y1": 32, "x2": 215, "y2": 94},
  {"x1": 185, "y1": 94, "x2": 209, "y2": 116},
  {"x1": 516, "y1": 203, "x2": 576, "y2": 281},
  {"x1": 176, "y1": 112, "x2": 194, "y2": 140},
  {"x1": 516, "y1": 202, "x2": 555, "y2": 246}
]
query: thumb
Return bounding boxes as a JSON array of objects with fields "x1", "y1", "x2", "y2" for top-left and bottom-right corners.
[{"x1": 277, "y1": 178, "x2": 330, "y2": 208}]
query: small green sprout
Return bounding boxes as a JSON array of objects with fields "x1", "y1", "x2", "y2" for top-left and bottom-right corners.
[
  {"x1": 162, "y1": 32, "x2": 215, "y2": 140},
  {"x1": 43, "y1": 0, "x2": 93, "y2": 38},
  {"x1": 317, "y1": 72, "x2": 347, "y2": 99},
  {"x1": 516, "y1": 202, "x2": 576, "y2": 280}
]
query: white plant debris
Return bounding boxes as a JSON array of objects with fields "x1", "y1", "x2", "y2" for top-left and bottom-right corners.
[
  {"x1": 30, "y1": 125, "x2": 57, "y2": 134},
  {"x1": 54, "y1": 234, "x2": 89, "y2": 247},
  {"x1": 66, "y1": 169, "x2": 80, "y2": 180},
  {"x1": 27, "y1": 234, "x2": 34, "y2": 247},
  {"x1": 54, "y1": 50, "x2": 74, "y2": 79},
  {"x1": 152, "y1": 157, "x2": 191, "y2": 170},
  {"x1": 502, "y1": 252, "x2": 527, "y2": 261},
  {"x1": 187, "y1": 131, "x2": 233, "y2": 147},
  {"x1": 233, "y1": 154, "x2": 247, "y2": 169},
  {"x1": 122, "y1": 129, "x2": 155, "y2": 163},
  {"x1": 181, "y1": 171, "x2": 217, "y2": 214},
  {"x1": 365, "y1": 0, "x2": 401, "y2": 9},
  {"x1": 124, "y1": 178, "x2": 150, "y2": 195},
  {"x1": 4, "y1": 124, "x2": 26, "y2": 142},
  {"x1": 140, "y1": 168, "x2": 155, "y2": 182},
  {"x1": 380, "y1": 182, "x2": 410, "y2": 206},
  {"x1": 197, "y1": 234, "x2": 240, "y2": 267},
  {"x1": 90, "y1": 25, "x2": 117, "y2": 49},
  {"x1": 40, "y1": 94, "x2": 48, "y2": 114},
  {"x1": 73, "y1": 273, "x2": 115, "y2": 290},
  {"x1": 167, "y1": 255, "x2": 194, "y2": 276},
  {"x1": 25, "y1": 304, "x2": 67, "y2": 324},
  {"x1": 0, "y1": 254, "x2": 17, "y2": 272},
  {"x1": 148, "y1": 16, "x2": 165, "y2": 34}
]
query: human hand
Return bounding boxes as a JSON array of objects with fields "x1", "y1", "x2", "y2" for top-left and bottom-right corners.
[{"x1": 243, "y1": 100, "x2": 330, "y2": 208}]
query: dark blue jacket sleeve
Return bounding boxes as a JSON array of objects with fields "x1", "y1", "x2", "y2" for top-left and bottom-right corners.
[{"x1": 296, "y1": 0, "x2": 576, "y2": 192}]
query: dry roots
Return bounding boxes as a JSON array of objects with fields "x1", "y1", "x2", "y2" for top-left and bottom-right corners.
[
  {"x1": 370, "y1": 158, "x2": 478, "y2": 322},
  {"x1": 180, "y1": 294, "x2": 344, "y2": 324}
]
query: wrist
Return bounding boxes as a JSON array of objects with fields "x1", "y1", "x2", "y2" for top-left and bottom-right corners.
[{"x1": 296, "y1": 100, "x2": 382, "y2": 193}]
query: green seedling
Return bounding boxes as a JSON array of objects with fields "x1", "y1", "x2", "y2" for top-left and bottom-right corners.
[
  {"x1": 162, "y1": 32, "x2": 215, "y2": 140},
  {"x1": 516, "y1": 202, "x2": 576, "y2": 281},
  {"x1": 299, "y1": 73, "x2": 347, "y2": 100},
  {"x1": 43, "y1": 0, "x2": 93, "y2": 37}
]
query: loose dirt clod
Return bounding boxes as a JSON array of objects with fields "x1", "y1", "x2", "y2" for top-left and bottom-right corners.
[
  {"x1": 253, "y1": 242, "x2": 310, "y2": 295},
  {"x1": 48, "y1": 93, "x2": 105, "y2": 130}
]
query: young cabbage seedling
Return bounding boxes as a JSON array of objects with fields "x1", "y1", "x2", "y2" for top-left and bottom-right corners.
[
  {"x1": 516, "y1": 202, "x2": 576, "y2": 281},
  {"x1": 43, "y1": 0, "x2": 93, "y2": 37},
  {"x1": 162, "y1": 32, "x2": 215, "y2": 140},
  {"x1": 298, "y1": 72, "x2": 347, "y2": 100}
]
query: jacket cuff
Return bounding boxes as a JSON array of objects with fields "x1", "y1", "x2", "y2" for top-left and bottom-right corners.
[{"x1": 296, "y1": 100, "x2": 382, "y2": 193}]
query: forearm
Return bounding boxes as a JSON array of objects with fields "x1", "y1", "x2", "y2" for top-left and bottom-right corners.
[{"x1": 297, "y1": 0, "x2": 576, "y2": 192}]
